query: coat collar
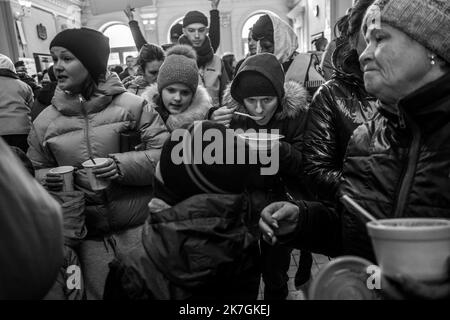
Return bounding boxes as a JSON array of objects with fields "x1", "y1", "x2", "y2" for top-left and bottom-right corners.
[
  {"x1": 51, "y1": 72, "x2": 126, "y2": 116},
  {"x1": 0, "y1": 68, "x2": 19, "y2": 79},
  {"x1": 399, "y1": 72, "x2": 450, "y2": 132},
  {"x1": 223, "y1": 80, "x2": 309, "y2": 121},
  {"x1": 141, "y1": 83, "x2": 213, "y2": 131}
]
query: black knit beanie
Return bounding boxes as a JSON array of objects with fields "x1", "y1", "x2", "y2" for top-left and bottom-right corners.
[
  {"x1": 183, "y1": 11, "x2": 208, "y2": 27},
  {"x1": 232, "y1": 71, "x2": 278, "y2": 103},
  {"x1": 157, "y1": 121, "x2": 260, "y2": 203},
  {"x1": 50, "y1": 28, "x2": 110, "y2": 84},
  {"x1": 252, "y1": 14, "x2": 274, "y2": 43},
  {"x1": 231, "y1": 53, "x2": 285, "y2": 104}
]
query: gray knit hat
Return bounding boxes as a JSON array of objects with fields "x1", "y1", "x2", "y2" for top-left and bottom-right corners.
[
  {"x1": 365, "y1": 0, "x2": 450, "y2": 63},
  {"x1": 157, "y1": 44, "x2": 199, "y2": 95}
]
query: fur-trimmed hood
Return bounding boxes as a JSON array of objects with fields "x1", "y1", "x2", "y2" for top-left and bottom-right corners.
[
  {"x1": 141, "y1": 83, "x2": 213, "y2": 131},
  {"x1": 222, "y1": 80, "x2": 309, "y2": 121}
]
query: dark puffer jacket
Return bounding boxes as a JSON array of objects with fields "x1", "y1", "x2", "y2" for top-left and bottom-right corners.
[
  {"x1": 303, "y1": 42, "x2": 378, "y2": 202},
  {"x1": 104, "y1": 193, "x2": 267, "y2": 300},
  {"x1": 285, "y1": 72, "x2": 450, "y2": 262}
]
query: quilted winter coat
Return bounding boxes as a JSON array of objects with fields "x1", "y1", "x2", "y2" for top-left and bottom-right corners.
[
  {"x1": 27, "y1": 72, "x2": 164, "y2": 236},
  {"x1": 303, "y1": 42, "x2": 378, "y2": 201}
]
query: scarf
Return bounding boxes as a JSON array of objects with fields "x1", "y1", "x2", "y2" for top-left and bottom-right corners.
[{"x1": 178, "y1": 35, "x2": 214, "y2": 68}]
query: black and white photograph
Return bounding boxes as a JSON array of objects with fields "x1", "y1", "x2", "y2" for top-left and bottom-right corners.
[{"x1": 0, "y1": 0, "x2": 449, "y2": 309}]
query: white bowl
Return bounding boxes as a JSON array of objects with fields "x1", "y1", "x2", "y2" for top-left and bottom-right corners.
[
  {"x1": 367, "y1": 218, "x2": 450, "y2": 282},
  {"x1": 236, "y1": 132, "x2": 284, "y2": 151}
]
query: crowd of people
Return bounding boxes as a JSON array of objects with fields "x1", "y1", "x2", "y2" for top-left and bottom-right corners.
[{"x1": 0, "y1": 0, "x2": 449, "y2": 300}]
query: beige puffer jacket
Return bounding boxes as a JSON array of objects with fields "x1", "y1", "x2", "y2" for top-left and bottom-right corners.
[{"x1": 27, "y1": 72, "x2": 165, "y2": 236}]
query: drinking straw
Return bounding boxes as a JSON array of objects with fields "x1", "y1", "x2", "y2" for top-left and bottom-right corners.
[{"x1": 341, "y1": 195, "x2": 380, "y2": 224}]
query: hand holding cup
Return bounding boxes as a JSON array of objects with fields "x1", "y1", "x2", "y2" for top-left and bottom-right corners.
[
  {"x1": 45, "y1": 172, "x2": 64, "y2": 191},
  {"x1": 45, "y1": 166, "x2": 74, "y2": 192},
  {"x1": 92, "y1": 158, "x2": 119, "y2": 181}
]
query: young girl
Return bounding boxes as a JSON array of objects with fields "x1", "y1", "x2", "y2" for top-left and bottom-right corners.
[{"x1": 140, "y1": 44, "x2": 213, "y2": 134}]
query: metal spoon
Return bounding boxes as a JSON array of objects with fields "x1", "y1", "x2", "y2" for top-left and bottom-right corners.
[
  {"x1": 234, "y1": 111, "x2": 264, "y2": 121},
  {"x1": 341, "y1": 195, "x2": 380, "y2": 225}
]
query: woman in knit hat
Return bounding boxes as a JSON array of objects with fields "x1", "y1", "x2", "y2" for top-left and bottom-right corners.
[
  {"x1": 124, "y1": 43, "x2": 165, "y2": 96},
  {"x1": 260, "y1": 0, "x2": 450, "y2": 300},
  {"x1": 210, "y1": 52, "x2": 312, "y2": 300},
  {"x1": 140, "y1": 44, "x2": 213, "y2": 133},
  {"x1": 27, "y1": 27, "x2": 165, "y2": 299}
]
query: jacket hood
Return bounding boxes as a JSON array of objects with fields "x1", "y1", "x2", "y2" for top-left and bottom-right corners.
[
  {"x1": 0, "y1": 54, "x2": 16, "y2": 72},
  {"x1": 267, "y1": 14, "x2": 298, "y2": 64},
  {"x1": 141, "y1": 83, "x2": 212, "y2": 131},
  {"x1": 223, "y1": 80, "x2": 309, "y2": 121},
  {"x1": 233, "y1": 53, "x2": 285, "y2": 103},
  {"x1": 52, "y1": 71, "x2": 126, "y2": 116},
  {"x1": 142, "y1": 194, "x2": 258, "y2": 292}
]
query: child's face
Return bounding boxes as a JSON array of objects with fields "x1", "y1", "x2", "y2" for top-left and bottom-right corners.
[
  {"x1": 161, "y1": 83, "x2": 193, "y2": 114},
  {"x1": 243, "y1": 96, "x2": 278, "y2": 125}
]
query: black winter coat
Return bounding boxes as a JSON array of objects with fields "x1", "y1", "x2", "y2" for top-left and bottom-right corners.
[
  {"x1": 303, "y1": 44, "x2": 378, "y2": 202},
  {"x1": 285, "y1": 72, "x2": 450, "y2": 262},
  {"x1": 104, "y1": 192, "x2": 272, "y2": 300}
]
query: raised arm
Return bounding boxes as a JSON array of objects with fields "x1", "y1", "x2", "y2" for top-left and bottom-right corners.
[
  {"x1": 209, "y1": 0, "x2": 221, "y2": 53},
  {"x1": 124, "y1": 5, "x2": 148, "y2": 51}
]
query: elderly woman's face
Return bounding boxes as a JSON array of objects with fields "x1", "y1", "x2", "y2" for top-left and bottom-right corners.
[
  {"x1": 359, "y1": 24, "x2": 431, "y2": 104},
  {"x1": 51, "y1": 46, "x2": 89, "y2": 93}
]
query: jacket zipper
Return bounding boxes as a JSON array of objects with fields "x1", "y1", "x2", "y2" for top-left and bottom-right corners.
[
  {"x1": 80, "y1": 95, "x2": 111, "y2": 232},
  {"x1": 393, "y1": 110, "x2": 421, "y2": 217},
  {"x1": 80, "y1": 95, "x2": 93, "y2": 159}
]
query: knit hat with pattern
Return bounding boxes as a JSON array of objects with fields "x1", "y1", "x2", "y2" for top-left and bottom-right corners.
[
  {"x1": 157, "y1": 45, "x2": 199, "y2": 95},
  {"x1": 364, "y1": 0, "x2": 450, "y2": 63}
]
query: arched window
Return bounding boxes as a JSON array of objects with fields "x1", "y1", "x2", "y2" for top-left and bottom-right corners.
[
  {"x1": 102, "y1": 23, "x2": 138, "y2": 67},
  {"x1": 241, "y1": 12, "x2": 280, "y2": 56}
]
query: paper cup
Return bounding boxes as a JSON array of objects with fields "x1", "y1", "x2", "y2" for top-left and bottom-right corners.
[
  {"x1": 236, "y1": 132, "x2": 284, "y2": 151},
  {"x1": 367, "y1": 218, "x2": 450, "y2": 283},
  {"x1": 81, "y1": 158, "x2": 111, "y2": 191},
  {"x1": 49, "y1": 166, "x2": 74, "y2": 192}
]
